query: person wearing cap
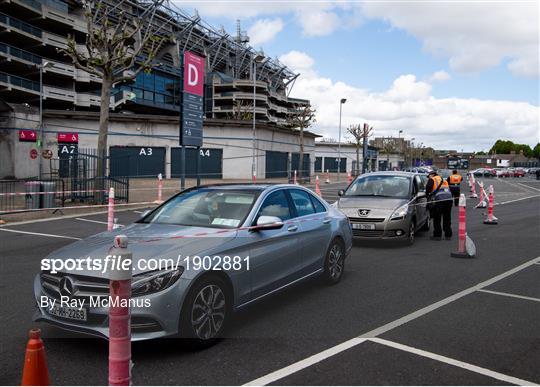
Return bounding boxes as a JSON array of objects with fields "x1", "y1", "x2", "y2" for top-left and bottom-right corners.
[
  {"x1": 426, "y1": 170, "x2": 453, "y2": 240},
  {"x1": 447, "y1": 169, "x2": 463, "y2": 206}
]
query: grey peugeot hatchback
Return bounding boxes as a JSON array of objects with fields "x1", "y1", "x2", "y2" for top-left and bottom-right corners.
[{"x1": 335, "y1": 172, "x2": 430, "y2": 244}]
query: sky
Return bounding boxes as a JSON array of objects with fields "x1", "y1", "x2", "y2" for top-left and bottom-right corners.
[{"x1": 174, "y1": 0, "x2": 539, "y2": 152}]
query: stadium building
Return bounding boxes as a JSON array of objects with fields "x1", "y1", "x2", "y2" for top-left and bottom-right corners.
[{"x1": 0, "y1": 0, "x2": 316, "y2": 180}]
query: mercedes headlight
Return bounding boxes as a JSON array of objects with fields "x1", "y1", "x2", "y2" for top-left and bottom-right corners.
[
  {"x1": 390, "y1": 204, "x2": 409, "y2": 220},
  {"x1": 131, "y1": 268, "x2": 183, "y2": 296}
]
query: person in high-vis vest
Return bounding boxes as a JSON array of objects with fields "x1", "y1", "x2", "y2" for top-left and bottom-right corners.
[
  {"x1": 426, "y1": 170, "x2": 453, "y2": 240},
  {"x1": 447, "y1": 169, "x2": 463, "y2": 206}
]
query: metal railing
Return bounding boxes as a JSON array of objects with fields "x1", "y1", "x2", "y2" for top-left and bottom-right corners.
[{"x1": 0, "y1": 71, "x2": 41, "y2": 92}]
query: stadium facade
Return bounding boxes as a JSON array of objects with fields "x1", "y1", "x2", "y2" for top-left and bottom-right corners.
[{"x1": 0, "y1": 0, "x2": 317, "y2": 180}]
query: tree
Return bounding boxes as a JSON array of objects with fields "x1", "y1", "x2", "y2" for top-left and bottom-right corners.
[
  {"x1": 346, "y1": 124, "x2": 363, "y2": 175},
  {"x1": 533, "y1": 143, "x2": 540, "y2": 159},
  {"x1": 226, "y1": 100, "x2": 253, "y2": 121},
  {"x1": 61, "y1": 0, "x2": 170, "y2": 196},
  {"x1": 286, "y1": 105, "x2": 316, "y2": 179},
  {"x1": 346, "y1": 124, "x2": 372, "y2": 174},
  {"x1": 489, "y1": 139, "x2": 533, "y2": 157}
]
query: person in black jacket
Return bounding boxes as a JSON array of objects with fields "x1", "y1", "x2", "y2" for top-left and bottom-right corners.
[{"x1": 426, "y1": 171, "x2": 453, "y2": 240}]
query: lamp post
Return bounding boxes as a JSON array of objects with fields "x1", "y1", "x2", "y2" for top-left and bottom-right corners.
[
  {"x1": 337, "y1": 98, "x2": 347, "y2": 182},
  {"x1": 252, "y1": 52, "x2": 265, "y2": 181},
  {"x1": 38, "y1": 61, "x2": 52, "y2": 180}
]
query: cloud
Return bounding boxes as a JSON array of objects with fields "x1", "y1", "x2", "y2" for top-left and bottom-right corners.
[
  {"x1": 361, "y1": 1, "x2": 539, "y2": 78},
  {"x1": 429, "y1": 70, "x2": 451, "y2": 82},
  {"x1": 175, "y1": 1, "x2": 357, "y2": 38},
  {"x1": 247, "y1": 18, "x2": 284, "y2": 47},
  {"x1": 280, "y1": 51, "x2": 539, "y2": 151}
]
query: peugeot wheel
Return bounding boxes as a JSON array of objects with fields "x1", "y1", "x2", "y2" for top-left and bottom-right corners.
[
  {"x1": 180, "y1": 275, "x2": 231, "y2": 347},
  {"x1": 407, "y1": 220, "x2": 416, "y2": 245},
  {"x1": 323, "y1": 239, "x2": 345, "y2": 285}
]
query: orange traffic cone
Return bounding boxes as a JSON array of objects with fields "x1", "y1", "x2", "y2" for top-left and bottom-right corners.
[{"x1": 21, "y1": 329, "x2": 50, "y2": 386}]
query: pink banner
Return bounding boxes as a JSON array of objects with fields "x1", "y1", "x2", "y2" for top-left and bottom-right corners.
[{"x1": 183, "y1": 51, "x2": 205, "y2": 96}]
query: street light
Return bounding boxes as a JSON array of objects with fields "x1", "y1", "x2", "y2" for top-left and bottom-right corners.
[
  {"x1": 252, "y1": 51, "x2": 266, "y2": 181},
  {"x1": 39, "y1": 60, "x2": 53, "y2": 180},
  {"x1": 337, "y1": 98, "x2": 347, "y2": 182}
]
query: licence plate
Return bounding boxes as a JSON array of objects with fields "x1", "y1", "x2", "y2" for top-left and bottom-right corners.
[
  {"x1": 48, "y1": 304, "x2": 87, "y2": 321},
  {"x1": 352, "y1": 223, "x2": 376, "y2": 230}
]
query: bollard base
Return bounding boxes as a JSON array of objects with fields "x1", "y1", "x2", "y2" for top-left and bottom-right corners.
[
  {"x1": 451, "y1": 251, "x2": 475, "y2": 259},
  {"x1": 475, "y1": 202, "x2": 487, "y2": 208},
  {"x1": 153, "y1": 200, "x2": 164, "y2": 205},
  {"x1": 469, "y1": 194, "x2": 478, "y2": 198},
  {"x1": 483, "y1": 219, "x2": 498, "y2": 225}
]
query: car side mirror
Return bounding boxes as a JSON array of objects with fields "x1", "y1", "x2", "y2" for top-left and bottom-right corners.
[
  {"x1": 416, "y1": 191, "x2": 426, "y2": 199},
  {"x1": 252, "y1": 216, "x2": 284, "y2": 232},
  {"x1": 338, "y1": 189, "x2": 345, "y2": 196}
]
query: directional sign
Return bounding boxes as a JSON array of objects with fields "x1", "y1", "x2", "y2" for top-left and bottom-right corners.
[
  {"x1": 180, "y1": 51, "x2": 205, "y2": 147},
  {"x1": 19, "y1": 130, "x2": 37, "y2": 142},
  {"x1": 30, "y1": 149, "x2": 38, "y2": 159},
  {"x1": 57, "y1": 132, "x2": 79, "y2": 144}
]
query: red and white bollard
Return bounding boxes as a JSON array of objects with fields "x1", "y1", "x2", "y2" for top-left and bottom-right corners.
[
  {"x1": 155, "y1": 173, "x2": 164, "y2": 204},
  {"x1": 252, "y1": 171, "x2": 256, "y2": 183},
  {"x1": 475, "y1": 181, "x2": 487, "y2": 208},
  {"x1": 107, "y1": 187, "x2": 115, "y2": 232},
  {"x1": 484, "y1": 184, "x2": 498, "y2": 225},
  {"x1": 293, "y1": 170, "x2": 298, "y2": 185},
  {"x1": 347, "y1": 171, "x2": 352, "y2": 184},
  {"x1": 451, "y1": 194, "x2": 475, "y2": 258},
  {"x1": 108, "y1": 235, "x2": 132, "y2": 386},
  {"x1": 468, "y1": 174, "x2": 473, "y2": 192},
  {"x1": 469, "y1": 177, "x2": 478, "y2": 198},
  {"x1": 325, "y1": 169, "x2": 330, "y2": 184},
  {"x1": 315, "y1": 175, "x2": 322, "y2": 197}
]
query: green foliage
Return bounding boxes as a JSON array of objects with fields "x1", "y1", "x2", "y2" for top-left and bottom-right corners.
[
  {"x1": 489, "y1": 139, "x2": 534, "y2": 157},
  {"x1": 475, "y1": 151, "x2": 487, "y2": 155},
  {"x1": 533, "y1": 143, "x2": 540, "y2": 158}
]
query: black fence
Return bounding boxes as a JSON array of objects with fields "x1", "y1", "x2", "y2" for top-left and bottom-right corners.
[{"x1": 0, "y1": 149, "x2": 130, "y2": 213}]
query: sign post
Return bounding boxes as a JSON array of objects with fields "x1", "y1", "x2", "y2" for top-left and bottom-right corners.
[{"x1": 180, "y1": 51, "x2": 204, "y2": 190}]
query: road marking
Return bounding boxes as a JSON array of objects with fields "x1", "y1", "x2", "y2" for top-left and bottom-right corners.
[
  {"x1": 369, "y1": 338, "x2": 538, "y2": 386},
  {"x1": 495, "y1": 194, "x2": 540, "y2": 206},
  {"x1": 517, "y1": 182, "x2": 540, "y2": 192},
  {"x1": 0, "y1": 228, "x2": 81, "y2": 240},
  {"x1": 133, "y1": 210, "x2": 143, "y2": 214},
  {"x1": 244, "y1": 338, "x2": 367, "y2": 386},
  {"x1": 75, "y1": 217, "x2": 123, "y2": 227},
  {"x1": 244, "y1": 256, "x2": 540, "y2": 385},
  {"x1": 477, "y1": 289, "x2": 540, "y2": 303},
  {"x1": 0, "y1": 206, "x2": 151, "y2": 227}
]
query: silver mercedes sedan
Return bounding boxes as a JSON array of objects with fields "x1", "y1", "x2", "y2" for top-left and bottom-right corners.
[
  {"x1": 34, "y1": 184, "x2": 352, "y2": 345},
  {"x1": 335, "y1": 172, "x2": 430, "y2": 244}
]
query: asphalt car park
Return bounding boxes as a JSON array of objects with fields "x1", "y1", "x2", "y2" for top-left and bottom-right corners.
[{"x1": 0, "y1": 178, "x2": 539, "y2": 385}]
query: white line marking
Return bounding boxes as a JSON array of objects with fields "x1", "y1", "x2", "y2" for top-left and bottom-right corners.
[
  {"x1": 517, "y1": 182, "x2": 540, "y2": 192},
  {"x1": 495, "y1": 194, "x2": 540, "y2": 206},
  {"x1": 244, "y1": 256, "x2": 540, "y2": 385},
  {"x1": 477, "y1": 289, "x2": 540, "y2": 303},
  {"x1": 244, "y1": 338, "x2": 367, "y2": 386},
  {"x1": 0, "y1": 206, "x2": 151, "y2": 227},
  {"x1": 75, "y1": 217, "x2": 123, "y2": 226},
  {"x1": 133, "y1": 210, "x2": 143, "y2": 214},
  {"x1": 0, "y1": 228, "x2": 81, "y2": 240},
  {"x1": 369, "y1": 338, "x2": 538, "y2": 386}
]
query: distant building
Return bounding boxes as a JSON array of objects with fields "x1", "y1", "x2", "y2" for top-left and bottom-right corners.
[{"x1": 314, "y1": 142, "x2": 379, "y2": 174}]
